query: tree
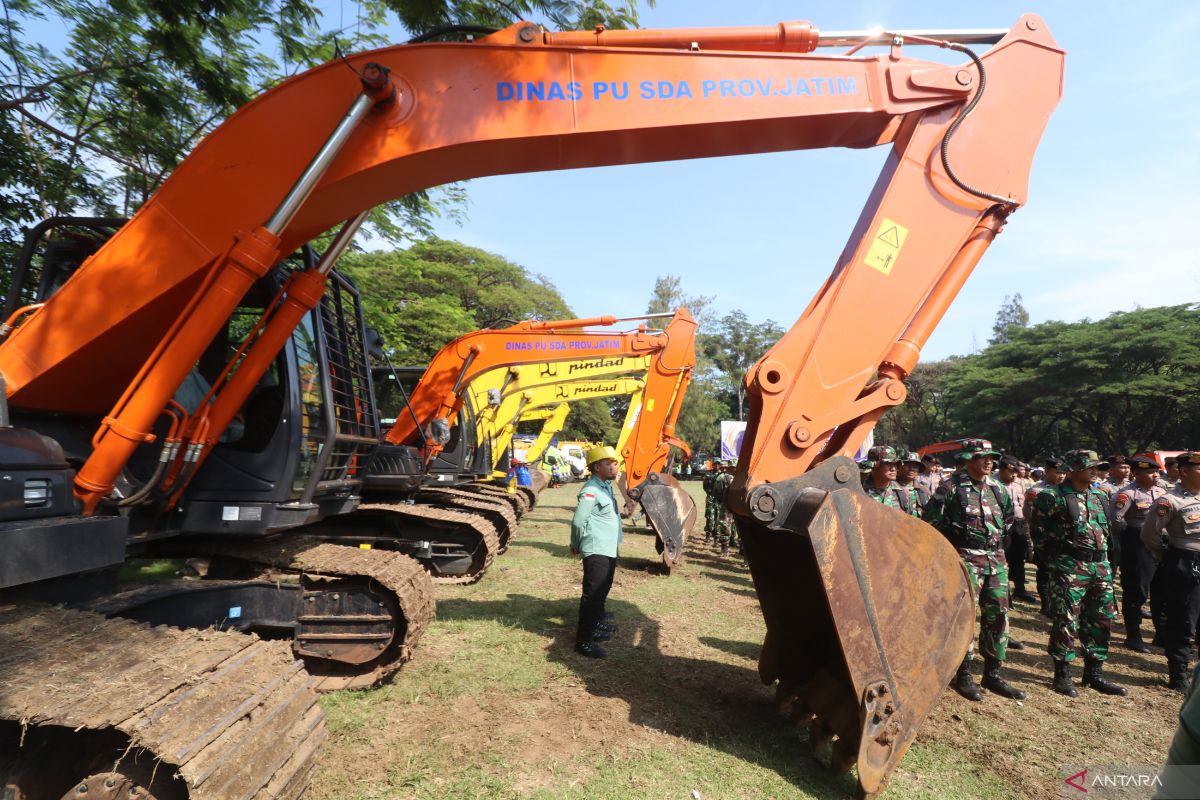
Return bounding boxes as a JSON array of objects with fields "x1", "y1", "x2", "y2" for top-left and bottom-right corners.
[
  {"x1": 642, "y1": 275, "x2": 732, "y2": 455},
  {"x1": 339, "y1": 237, "x2": 572, "y2": 363},
  {"x1": 0, "y1": 1, "x2": 652, "y2": 286},
  {"x1": 671, "y1": 379, "x2": 727, "y2": 454},
  {"x1": 874, "y1": 359, "x2": 962, "y2": 447},
  {"x1": 646, "y1": 274, "x2": 714, "y2": 324},
  {"x1": 990, "y1": 293, "x2": 1030, "y2": 345},
  {"x1": 947, "y1": 305, "x2": 1200, "y2": 456},
  {"x1": 700, "y1": 310, "x2": 784, "y2": 420},
  {"x1": 560, "y1": 397, "x2": 617, "y2": 442}
]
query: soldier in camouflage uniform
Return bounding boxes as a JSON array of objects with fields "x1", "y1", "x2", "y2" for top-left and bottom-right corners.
[
  {"x1": 862, "y1": 445, "x2": 903, "y2": 509},
  {"x1": 1141, "y1": 451, "x2": 1200, "y2": 692},
  {"x1": 702, "y1": 460, "x2": 722, "y2": 544},
  {"x1": 860, "y1": 445, "x2": 924, "y2": 517},
  {"x1": 712, "y1": 462, "x2": 737, "y2": 555},
  {"x1": 1031, "y1": 449, "x2": 1127, "y2": 698},
  {"x1": 923, "y1": 439, "x2": 1025, "y2": 701},
  {"x1": 896, "y1": 450, "x2": 931, "y2": 517},
  {"x1": 1025, "y1": 455, "x2": 1065, "y2": 615}
]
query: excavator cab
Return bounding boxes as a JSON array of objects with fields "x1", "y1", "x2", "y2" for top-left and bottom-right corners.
[{"x1": 6, "y1": 219, "x2": 381, "y2": 535}]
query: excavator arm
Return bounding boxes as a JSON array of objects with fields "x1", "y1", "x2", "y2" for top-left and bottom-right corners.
[
  {"x1": 518, "y1": 403, "x2": 571, "y2": 466},
  {"x1": 0, "y1": 16, "x2": 1063, "y2": 796},
  {"x1": 468, "y1": 354, "x2": 651, "y2": 448},
  {"x1": 483, "y1": 376, "x2": 648, "y2": 476}
]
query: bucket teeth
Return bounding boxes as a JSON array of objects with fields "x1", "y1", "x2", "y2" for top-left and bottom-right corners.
[{"x1": 738, "y1": 456, "x2": 975, "y2": 797}]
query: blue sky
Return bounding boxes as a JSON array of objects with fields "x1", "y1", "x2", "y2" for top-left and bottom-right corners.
[{"x1": 334, "y1": 0, "x2": 1198, "y2": 359}]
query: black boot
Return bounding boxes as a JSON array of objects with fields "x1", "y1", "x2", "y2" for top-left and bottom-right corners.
[
  {"x1": 1081, "y1": 659, "x2": 1127, "y2": 696},
  {"x1": 1168, "y1": 659, "x2": 1191, "y2": 693},
  {"x1": 952, "y1": 660, "x2": 983, "y2": 702},
  {"x1": 1008, "y1": 638, "x2": 1025, "y2": 651},
  {"x1": 1053, "y1": 660, "x2": 1078, "y2": 697},
  {"x1": 981, "y1": 658, "x2": 1026, "y2": 700},
  {"x1": 1123, "y1": 625, "x2": 1151, "y2": 653},
  {"x1": 1013, "y1": 589, "x2": 1038, "y2": 603}
]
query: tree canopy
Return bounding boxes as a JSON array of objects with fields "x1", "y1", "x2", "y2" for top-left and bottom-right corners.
[
  {"x1": 0, "y1": 0, "x2": 652, "y2": 276},
  {"x1": 340, "y1": 237, "x2": 571, "y2": 363},
  {"x1": 879, "y1": 304, "x2": 1200, "y2": 457}
]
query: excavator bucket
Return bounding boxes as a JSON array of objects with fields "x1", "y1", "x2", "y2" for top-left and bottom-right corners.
[
  {"x1": 737, "y1": 457, "x2": 974, "y2": 797},
  {"x1": 529, "y1": 468, "x2": 550, "y2": 495},
  {"x1": 635, "y1": 472, "x2": 697, "y2": 572}
]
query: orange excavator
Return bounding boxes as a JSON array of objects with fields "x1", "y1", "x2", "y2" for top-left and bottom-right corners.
[
  {"x1": 359, "y1": 319, "x2": 693, "y2": 577},
  {"x1": 374, "y1": 309, "x2": 696, "y2": 568},
  {"x1": 0, "y1": 14, "x2": 1062, "y2": 799}
]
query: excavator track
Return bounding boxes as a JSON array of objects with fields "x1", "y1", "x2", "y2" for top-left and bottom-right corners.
[
  {"x1": 0, "y1": 603, "x2": 324, "y2": 800},
  {"x1": 352, "y1": 502, "x2": 501, "y2": 585},
  {"x1": 159, "y1": 538, "x2": 436, "y2": 692},
  {"x1": 460, "y1": 483, "x2": 531, "y2": 517},
  {"x1": 417, "y1": 487, "x2": 519, "y2": 551}
]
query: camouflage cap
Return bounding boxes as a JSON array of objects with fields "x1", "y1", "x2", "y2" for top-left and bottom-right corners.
[
  {"x1": 1165, "y1": 456, "x2": 1178, "y2": 467},
  {"x1": 1043, "y1": 455, "x2": 1065, "y2": 470},
  {"x1": 858, "y1": 460, "x2": 873, "y2": 472},
  {"x1": 866, "y1": 445, "x2": 900, "y2": 464},
  {"x1": 1130, "y1": 453, "x2": 1162, "y2": 470},
  {"x1": 1063, "y1": 449, "x2": 1102, "y2": 472},
  {"x1": 901, "y1": 450, "x2": 922, "y2": 464},
  {"x1": 1179, "y1": 452, "x2": 1200, "y2": 466},
  {"x1": 960, "y1": 438, "x2": 1000, "y2": 458}
]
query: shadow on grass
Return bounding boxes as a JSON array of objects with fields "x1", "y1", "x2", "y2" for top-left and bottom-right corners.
[
  {"x1": 516, "y1": 540, "x2": 575, "y2": 559},
  {"x1": 519, "y1": 514, "x2": 563, "y2": 525},
  {"x1": 701, "y1": 570, "x2": 755, "y2": 589},
  {"x1": 434, "y1": 591, "x2": 858, "y2": 799},
  {"x1": 700, "y1": 636, "x2": 760, "y2": 661},
  {"x1": 968, "y1": 606, "x2": 1168, "y2": 690}
]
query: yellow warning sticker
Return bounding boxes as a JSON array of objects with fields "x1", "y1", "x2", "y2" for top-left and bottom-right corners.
[
  {"x1": 359, "y1": 543, "x2": 373, "y2": 550},
  {"x1": 864, "y1": 218, "x2": 909, "y2": 275},
  {"x1": 646, "y1": 398, "x2": 656, "y2": 412}
]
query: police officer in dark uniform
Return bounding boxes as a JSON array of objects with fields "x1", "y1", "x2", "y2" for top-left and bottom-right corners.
[
  {"x1": 999, "y1": 455, "x2": 1036, "y2": 603},
  {"x1": 1111, "y1": 453, "x2": 1166, "y2": 652},
  {"x1": 1142, "y1": 451, "x2": 1200, "y2": 692}
]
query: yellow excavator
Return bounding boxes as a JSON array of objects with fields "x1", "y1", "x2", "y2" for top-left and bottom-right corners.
[
  {"x1": 512, "y1": 404, "x2": 572, "y2": 487},
  {"x1": 480, "y1": 375, "x2": 648, "y2": 467}
]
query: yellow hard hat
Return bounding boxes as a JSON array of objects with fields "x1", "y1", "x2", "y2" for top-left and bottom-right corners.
[{"x1": 586, "y1": 445, "x2": 619, "y2": 466}]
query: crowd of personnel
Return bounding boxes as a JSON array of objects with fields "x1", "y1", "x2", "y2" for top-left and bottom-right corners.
[{"x1": 857, "y1": 440, "x2": 1200, "y2": 701}]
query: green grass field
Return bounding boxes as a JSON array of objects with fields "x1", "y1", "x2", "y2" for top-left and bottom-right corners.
[{"x1": 310, "y1": 482, "x2": 1178, "y2": 800}]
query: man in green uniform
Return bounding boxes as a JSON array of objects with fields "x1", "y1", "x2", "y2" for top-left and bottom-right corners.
[
  {"x1": 570, "y1": 445, "x2": 624, "y2": 659},
  {"x1": 713, "y1": 461, "x2": 737, "y2": 555},
  {"x1": 862, "y1": 445, "x2": 903, "y2": 509},
  {"x1": 1026, "y1": 455, "x2": 1065, "y2": 615},
  {"x1": 896, "y1": 449, "x2": 931, "y2": 517},
  {"x1": 923, "y1": 439, "x2": 1024, "y2": 701},
  {"x1": 702, "y1": 460, "x2": 722, "y2": 544},
  {"x1": 1031, "y1": 449, "x2": 1126, "y2": 697}
]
